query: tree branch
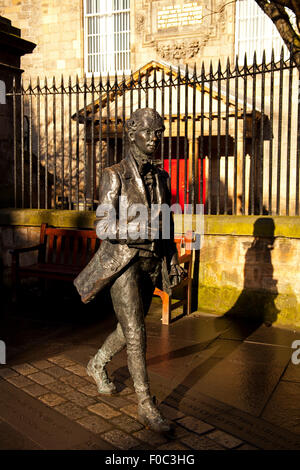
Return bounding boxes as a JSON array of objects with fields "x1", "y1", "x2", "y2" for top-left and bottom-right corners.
[
  {"x1": 266, "y1": 0, "x2": 300, "y2": 30},
  {"x1": 255, "y1": 0, "x2": 300, "y2": 68}
]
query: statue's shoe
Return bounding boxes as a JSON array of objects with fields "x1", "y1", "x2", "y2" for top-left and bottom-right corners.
[
  {"x1": 138, "y1": 398, "x2": 171, "y2": 433},
  {"x1": 86, "y1": 358, "x2": 117, "y2": 395}
]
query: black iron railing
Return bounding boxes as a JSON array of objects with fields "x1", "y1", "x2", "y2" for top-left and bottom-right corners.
[{"x1": 7, "y1": 49, "x2": 300, "y2": 215}]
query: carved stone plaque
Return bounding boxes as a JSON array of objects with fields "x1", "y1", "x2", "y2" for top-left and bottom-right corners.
[
  {"x1": 137, "y1": 0, "x2": 219, "y2": 61},
  {"x1": 139, "y1": 0, "x2": 215, "y2": 40},
  {"x1": 157, "y1": 2, "x2": 203, "y2": 31}
]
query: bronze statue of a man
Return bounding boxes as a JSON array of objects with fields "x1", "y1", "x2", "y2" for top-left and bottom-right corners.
[{"x1": 74, "y1": 108, "x2": 185, "y2": 433}]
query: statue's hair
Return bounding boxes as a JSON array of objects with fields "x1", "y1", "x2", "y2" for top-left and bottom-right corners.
[{"x1": 125, "y1": 108, "x2": 165, "y2": 133}]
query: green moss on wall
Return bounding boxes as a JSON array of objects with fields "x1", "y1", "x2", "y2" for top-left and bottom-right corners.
[
  {"x1": 1, "y1": 209, "x2": 300, "y2": 238},
  {"x1": 0, "y1": 209, "x2": 95, "y2": 229},
  {"x1": 198, "y1": 284, "x2": 300, "y2": 328}
]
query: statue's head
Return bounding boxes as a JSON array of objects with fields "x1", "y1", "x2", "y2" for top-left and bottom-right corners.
[{"x1": 125, "y1": 108, "x2": 165, "y2": 159}]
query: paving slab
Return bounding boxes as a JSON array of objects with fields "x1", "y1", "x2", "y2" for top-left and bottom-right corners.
[
  {"x1": 54, "y1": 401, "x2": 90, "y2": 421},
  {"x1": 101, "y1": 429, "x2": 140, "y2": 450},
  {"x1": 77, "y1": 383, "x2": 99, "y2": 397},
  {"x1": 147, "y1": 313, "x2": 232, "y2": 344},
  {"x1": 204, "y1": 406, "x2": 300, "y2": 450},
  {"x1": 97, "y1": 394, "x2": 132, "y2": 409},
  {"x1": 22, "y1": 383, "x2": 49, "y2": 397},
  {"x1": 187, "y1": 342, "x2": 291, "y2": 416},
  {"x1": 27, "y1": 371, "x2": 56, "y2": 386},
  {"x1": 158, "y1": 403, "x2": 185, "y2": 421},
  {"x1": 30, "y1": 360, "x2": 54, "y2": 370},
  {"x1": 38, "y1": 393, "x2": 67, "y2": 407},
  {"x1": 133, "y1": 428, "x2": 168, "y2": 446},
  {"x1": 44, "y1": 381, "x2": 74, "y2": 395},
  {"x1": 60, "y1": 374, "x2": 90, "y2": 388},
  {"x1": 0, "y1": 419, "x2": 42, "y2": 450},
  {"x1": 65, "y1": 390, "x2": 97, "y2": 407},
  {"x1": 76, "y1": 414, "x2": 113, "y2": 434},
  {"x1": 180, "y1": 433, "x2": 225, "y2": 450},
  {"x1": 0, "y1": 378, "x2": 114, "y2": 450},
  {"x1": 110, "y1": 414, "x2": 144, "y2": 433},
  {"x1": 6, "y1": 374, "x2": 34, "y2": 388},
  {"x1": 206, "y1": 429, "x2": 243, "y2": 449},
  {"x1": 88, "y1": 403, "x2": 121, "y2": 419},
  {"x1": 176, "y1": 415, "x2": 214, "y2": 435},
  {"x1": 262, "y1": 381, "x2": 300, "y2": 435},
  {"x1": 0, "y1": 367, "x2": 19, "y2": 379},
  {"x1": 281, "y1": 362, "x2": 300, "y2": 383},
  {"x1": 48, "y1": 355, "x2": 76, "y2": 368},
  {"x1": 245, "y1": 324, "x2": 299, "y2": 348},
  {"x1": 204, "y1": 338, "x2": 243, "y2": 359},
  {"x1": 11, "y1": 363, "x2": 39, "y2": 375},
  {"x1": 218, "y1": 318, "x2": 262, "y2": 341},
  {"x1": 120, "y1": 403, "x2": 143, "y2": 423},
  {"x1": 44, "y1": 366, "x2": 72, "y2": 379}
]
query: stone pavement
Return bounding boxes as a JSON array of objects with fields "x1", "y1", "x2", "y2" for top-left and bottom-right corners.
[{"x1": 0, "y1": 288, "x2": 300, "y2": 450}]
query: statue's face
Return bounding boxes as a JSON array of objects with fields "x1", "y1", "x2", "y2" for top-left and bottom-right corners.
[{"x1": 130, "y1": 116, "x2": 163, "y2": 158}]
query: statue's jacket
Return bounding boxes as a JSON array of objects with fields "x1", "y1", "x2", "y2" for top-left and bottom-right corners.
[{"x1": 74, "y1": 151, "x2": 178, "y2": 303}]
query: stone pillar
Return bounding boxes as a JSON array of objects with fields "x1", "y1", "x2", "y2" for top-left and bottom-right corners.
[{"x1": 0, "y1": 16, "x2": 35, "y2": 208}]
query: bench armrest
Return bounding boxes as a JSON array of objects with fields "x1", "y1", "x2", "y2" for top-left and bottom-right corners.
[
  {"x1": 10, "y1": 244, "x2": 44, "y2": 268},
  {"x1": 178, "y1": 254, "x2": 191, "y2": 264},
  {"x1": 10, "y1": 244, "x2": 44, "y2": 255}
]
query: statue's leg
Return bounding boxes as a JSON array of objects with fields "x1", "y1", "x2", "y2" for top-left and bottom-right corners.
[
  {"x1": 87, "y1": 322, "x2": 126, "y2": 395},
  {"x1": 110, "y1": 257, "x2": 170, "y2": 433}
]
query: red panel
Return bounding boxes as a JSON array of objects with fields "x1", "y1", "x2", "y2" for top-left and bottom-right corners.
[{"x1": 163, "y1": 159, "x2": 206, "y2": 209}]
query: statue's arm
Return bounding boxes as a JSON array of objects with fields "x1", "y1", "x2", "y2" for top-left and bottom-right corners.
[
  {"x1": 95, "y1": 167, "x2": 151, "y2": 244},
  {"x1": 95, "y1": 167, "x2": 120, "y2": 240}
]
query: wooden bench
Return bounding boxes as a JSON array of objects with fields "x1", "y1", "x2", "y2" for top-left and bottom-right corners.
[
  {"x1": 154, "y1": 233, "x2": 193, "y2": 325},
  {"x1": 11, "y1": 225, "x2": 193, "y2": 324},
  {"x1": 10, "y1": 223, "x2": 100, "y2": 301}
]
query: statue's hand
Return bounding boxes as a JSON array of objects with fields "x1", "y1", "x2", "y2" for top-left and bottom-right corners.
[{"x1": 169, "y1": 263, "x2": 187, "y2": 287}]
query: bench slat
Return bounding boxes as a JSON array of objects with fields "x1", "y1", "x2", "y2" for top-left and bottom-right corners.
[
  {"x1": 64, "y1": 236, "x2": 70, "y2": 264},
  {"x1": 81, "y1": 236, "x2": 88, "y2": 266},
  {"x1": 56, "y1": 235, "x2": 62, "y2": 264},
  {"x1": 72, "y1": 238, "x2": 79, "y2": 265},
  {"x1": 47, "y1": 234, "x2": 54, "y2": 263}
]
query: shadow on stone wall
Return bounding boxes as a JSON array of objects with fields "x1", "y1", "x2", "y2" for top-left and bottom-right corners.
[{"x1": 225, "y1": 217, "x2": 280, "y2": 325}]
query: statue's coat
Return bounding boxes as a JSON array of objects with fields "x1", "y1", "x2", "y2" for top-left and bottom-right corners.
[{"x1": 74, "y1": 151, "x2": 177, "y2": 303}]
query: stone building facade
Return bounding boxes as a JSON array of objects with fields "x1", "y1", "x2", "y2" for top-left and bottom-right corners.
[{"x1": 0, "y1": 0, "x2": 236, "y2": 80}]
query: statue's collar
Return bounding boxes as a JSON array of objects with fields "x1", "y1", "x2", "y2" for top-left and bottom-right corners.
[{"x1": 128, "y1": 148, "x2": 157, "y2": 174}]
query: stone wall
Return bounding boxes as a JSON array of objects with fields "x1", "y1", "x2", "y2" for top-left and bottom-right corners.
[
  {"x1": 0, "y1": 0, "x2": 83, "y2": 79},
  {"x1": 0, "y1": 225, "x2": 41, "y2": 268},
  {"x1": 198, "y1": 233, "x2": 300, "y2": 327},
  {"x1": 0, "y1": 209, "x2": 299, "y2": 328}
]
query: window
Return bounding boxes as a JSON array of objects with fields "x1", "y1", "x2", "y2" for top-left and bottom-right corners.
[
  {"x1": 84, "y1": 0, "x2": 130, "y2": 76},
  {"x1": 235, "y1": 0, "x2": 294, "y2": 63}
]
